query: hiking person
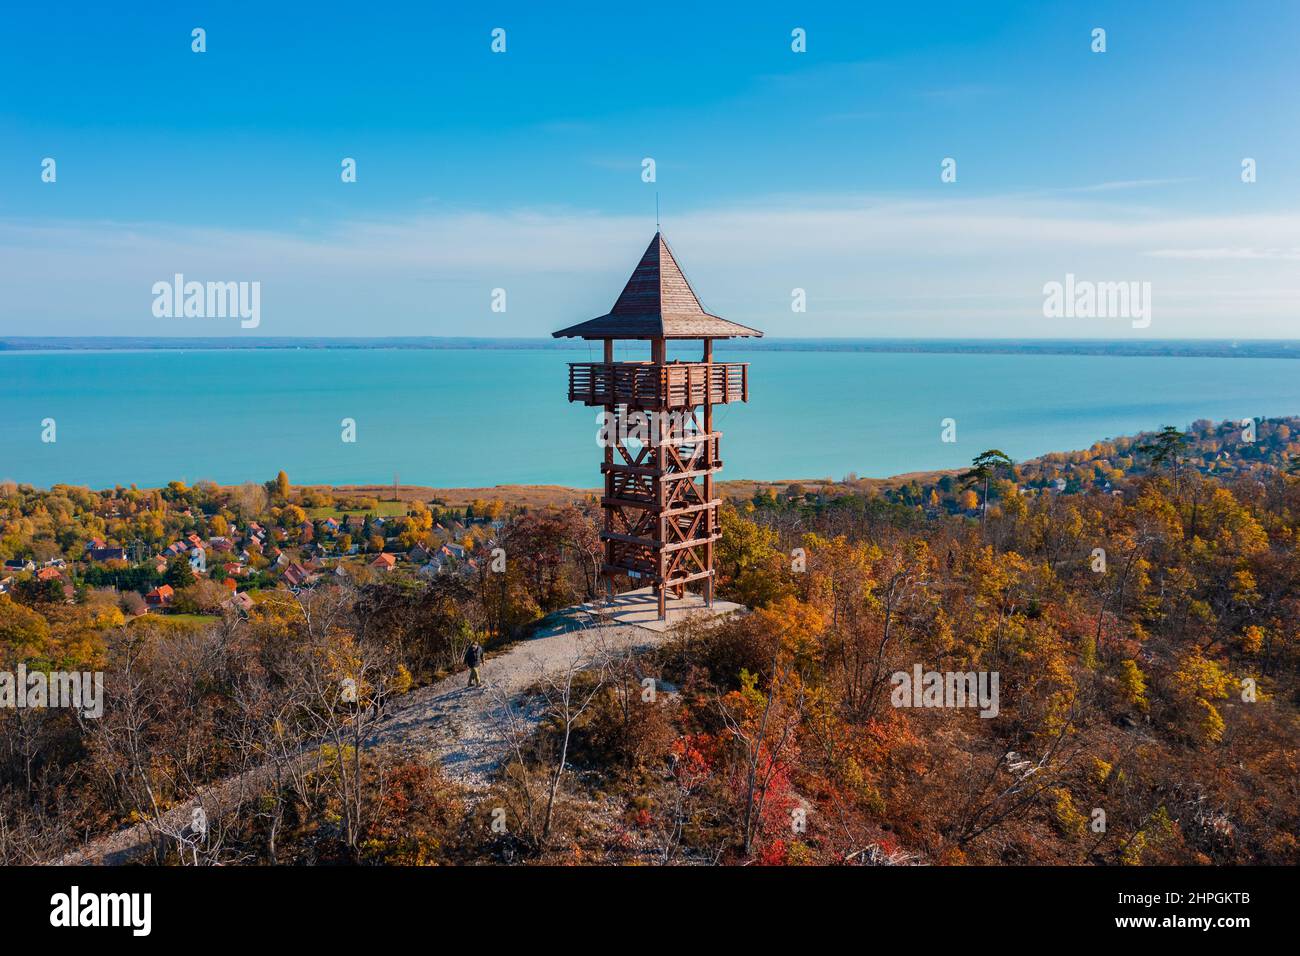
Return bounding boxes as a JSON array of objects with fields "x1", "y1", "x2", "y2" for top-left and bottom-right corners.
[{"x1": 464, "y1": 640, "x2": 484, "y2": 688}]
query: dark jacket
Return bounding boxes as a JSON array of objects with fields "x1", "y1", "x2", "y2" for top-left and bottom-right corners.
[{"x1": 464, "y1": 643, "x2": 484, "y2": 667}]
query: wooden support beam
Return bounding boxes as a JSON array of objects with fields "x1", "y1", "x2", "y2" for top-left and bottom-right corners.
[
  {"x1": 601, "y1": 530, "x2": 720, "y2": 553},
  {"x1": 663, "y1": 569, "x2": 715, "y2": 587},
  {"x1": 601, "y1": 462, "x2": 720, "y2": 481},
  {"x1": 601, "y1": 496, "x2": 721, "y2": 516}
]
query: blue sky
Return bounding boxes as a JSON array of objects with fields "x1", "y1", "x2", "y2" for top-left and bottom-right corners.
[{"x1": 1, "y1": 1, "x2": 1297, "y2": 338}]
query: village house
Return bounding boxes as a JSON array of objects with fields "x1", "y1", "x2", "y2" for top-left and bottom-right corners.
[
  {"x1": 282, "y1": 562, "x2": 311, "y2": 588},
  {"x1": 369, "y1": 553, "x2": 397, "y2": 572},
  {"x1": 223, "y1": 590, "x2": 255, "y2": 614},
  {"x1": 4, "y1": 559, "x2": 35, "y2": 573},
  {"x1": 146, "y1": 584, "x2": 174, "y2": 608},
  {"x1": 88, "y1": 546, "x2": 127, "y2": 563}
]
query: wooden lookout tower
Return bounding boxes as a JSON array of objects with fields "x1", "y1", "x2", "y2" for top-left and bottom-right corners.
[{"x1": 554, "y1": 233, "x2": 762, "y2": 619}]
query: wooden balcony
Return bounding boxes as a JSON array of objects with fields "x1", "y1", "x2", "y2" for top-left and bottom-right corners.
[{"x1": 568, "y1": 361, "x2": 748, "y2": 409}]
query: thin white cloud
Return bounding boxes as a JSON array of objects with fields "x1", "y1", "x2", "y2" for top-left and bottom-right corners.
[
  {"x1": 2, "y1": 193, "x2": 1297, "y2": 338},
  {"x1": 1146, "y1": 247, "x2": 1300, "y2": 260},
  {"x1": 1070, "y1": 178, "x2": 1198, "y2": 192}
]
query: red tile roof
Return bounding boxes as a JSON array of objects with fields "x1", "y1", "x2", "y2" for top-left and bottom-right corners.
[
  {"x1": 282, "y1": 563, "x2": 310, "y2": 586},
  {"x1": 146, "y1": 584, "x2": 174, "y2": 604}
]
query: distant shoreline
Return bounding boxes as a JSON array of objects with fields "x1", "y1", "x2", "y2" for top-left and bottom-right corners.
[
  {"x1": 0, "y1": 474, "x2": 958, "y2": 505},
  {"x1": 3, "y1": 336, "x2": 1299, "y2": 360}
]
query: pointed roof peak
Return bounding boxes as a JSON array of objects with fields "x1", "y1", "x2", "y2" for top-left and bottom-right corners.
[
  {"x1": 608, "y1": 232, "x2": 706, "y2": 319},
  {"x1": 553, "y1": 232, "x2": 762, "y2": 340}
]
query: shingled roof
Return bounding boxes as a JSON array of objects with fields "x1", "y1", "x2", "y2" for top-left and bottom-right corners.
[{"x1": 553, "y1": 233, "x2": 762, "y2": 340}]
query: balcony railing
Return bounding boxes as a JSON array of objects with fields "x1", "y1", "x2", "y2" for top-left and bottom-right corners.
[{"x1": 568, "y1": 362, "x2": 748, "y2": 409}]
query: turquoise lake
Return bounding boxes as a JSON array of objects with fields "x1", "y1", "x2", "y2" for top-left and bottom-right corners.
[{"x1": 2, "y1": 348, "x2": 1299, "y2": 489}]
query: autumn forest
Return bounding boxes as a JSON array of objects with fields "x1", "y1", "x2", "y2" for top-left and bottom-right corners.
[{"x1": 0, "y1": 418, "x2": 1297, "y2": 866}]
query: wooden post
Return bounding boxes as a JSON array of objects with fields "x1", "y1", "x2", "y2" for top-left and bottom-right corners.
[
  {"x1": 603, "y1": 338, "x2": 614, "y2": 605},
  {"x1": 650, "y1": 335, "x2": 670, "y2": 621},
  {"x1": 655, "y1": 344, "x2": 667, "y2": 620},
  {"x1": 703, "y1": 339, "x2": 715, "y2": 608}
]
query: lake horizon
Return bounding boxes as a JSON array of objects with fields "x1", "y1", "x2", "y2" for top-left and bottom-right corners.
[
  {"x1": 4, "y1": 335, "x2": 1300, "y2": 360},
  {"x1": 4, "y1": 343, "x2": 1299, "y2": 491}
]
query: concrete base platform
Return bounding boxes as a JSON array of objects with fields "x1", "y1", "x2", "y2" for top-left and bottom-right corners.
[{"x1": 579, "y1": 586, "x2": 745, "y2": 633}]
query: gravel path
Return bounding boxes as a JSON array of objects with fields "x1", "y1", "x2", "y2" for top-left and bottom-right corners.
[
  {"x1": 51, "y1": 607, "x2": 664, "y2": 865},
  {"x1": 372, "y1": 609, "x2": 656, "y2": 789}
]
